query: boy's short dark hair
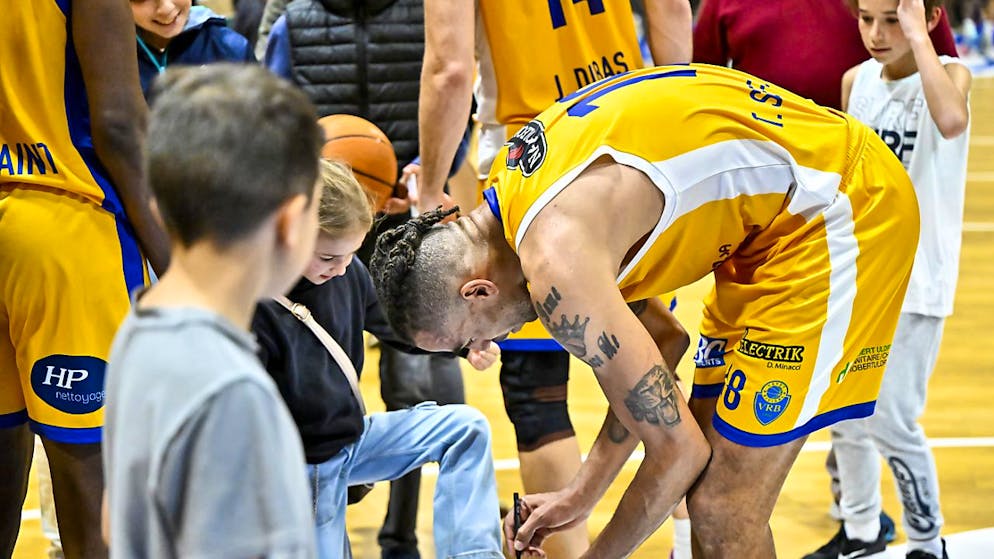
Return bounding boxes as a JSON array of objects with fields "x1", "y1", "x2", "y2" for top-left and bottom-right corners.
[{"x1": 147, "y1": 64, "x2": 323, "y2": 247}]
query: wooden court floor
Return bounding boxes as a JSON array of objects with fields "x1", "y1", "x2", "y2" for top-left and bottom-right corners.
[{"x1": 14, "y1": 78, "x2": 994, "y2": 558}]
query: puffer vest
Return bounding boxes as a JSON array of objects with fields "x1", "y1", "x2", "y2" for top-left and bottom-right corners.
[{"x1": 286, "y1": 0, "x2": 424, "y2": 168}]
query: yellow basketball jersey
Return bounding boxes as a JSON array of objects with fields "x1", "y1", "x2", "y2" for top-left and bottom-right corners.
[
  {"x1": 476, "y1": 0, "x2": 643, "y2": 130},
  {"x1": 0, "y1": 0, "x2": 123, "y2": 214},
  {"x1": 487, "y1": 64, "x2": 865, "y2": 301}
]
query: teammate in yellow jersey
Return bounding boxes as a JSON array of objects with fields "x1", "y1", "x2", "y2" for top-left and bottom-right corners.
[
  {"x1": 0, "y1": 0, "x2": 168, "y2": 556},
  {"x1": 371, "y1": 64, "x2": 920, "y2": 558}
]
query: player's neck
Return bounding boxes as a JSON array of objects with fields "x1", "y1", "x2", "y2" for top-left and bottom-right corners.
[{"x1": 140, "y1": 240, "x2": 273, "y2": 330}]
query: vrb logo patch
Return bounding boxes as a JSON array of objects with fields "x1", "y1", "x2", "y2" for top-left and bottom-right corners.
[
  {"x1": 31, "y1": 355, "x2": 106, "y2": 415},
  {"x1": 754, "y1": 380, "x2": 790, "y2": 425}
]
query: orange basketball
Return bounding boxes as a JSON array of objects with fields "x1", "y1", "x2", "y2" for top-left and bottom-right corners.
[{"x1": 317, "y1": 114, "x2": 397, "y2": 212}]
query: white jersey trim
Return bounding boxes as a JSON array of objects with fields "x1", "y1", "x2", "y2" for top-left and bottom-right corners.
[
  {"x1": 794, "y1": 193, "x2": 859, "y2": 427},
  {"x1": 511, "y1": 139, "x2": 846, "y2": 286}
]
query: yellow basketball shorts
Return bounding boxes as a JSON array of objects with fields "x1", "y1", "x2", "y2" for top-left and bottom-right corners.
[
  {"x1": 691, "y1": 129, "x2": 920, "y2": 447},
  {"x1": 0, "y1": 185, "x2": 147, "y2": 443}
]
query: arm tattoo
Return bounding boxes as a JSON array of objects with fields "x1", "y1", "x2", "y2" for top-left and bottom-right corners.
[
  {"x1": 596, "y1": 331, "x2": 620, "y2": 360},
  {"x1": 627, "y1": 299, "x2": 649, "y2": 316},
  {"x1": 546, "y1": 314, "x2": 590, "y2": 356},
  {"x1": 535, "y1": 286, "x2": 563, "y2": 321},
  {"x1": 534, "y1": 285, "x2": 589, "y2": 354},
  {"x1": 606, "y1": 412, "x2": 630, "y2": 443},
  {"x1": 624, "y1": 364, "x2": 681, "y2": 427}
]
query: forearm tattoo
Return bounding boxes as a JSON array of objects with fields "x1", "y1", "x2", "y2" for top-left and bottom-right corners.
[
  {"x1": 606, "y1": 412, "x2": 630, "y2": 443},
  {"x1": 624, "y1": 364, "x2": 681, "y2": 427}
]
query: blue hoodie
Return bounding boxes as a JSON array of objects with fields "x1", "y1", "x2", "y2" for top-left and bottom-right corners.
[{"x1": 136, "y1": 6, "x2": 256, "y2": 98}]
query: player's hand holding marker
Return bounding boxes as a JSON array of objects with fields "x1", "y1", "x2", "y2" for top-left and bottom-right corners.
[{"x1": 503, "y1": 489, "x2": 592, "y2": 558}]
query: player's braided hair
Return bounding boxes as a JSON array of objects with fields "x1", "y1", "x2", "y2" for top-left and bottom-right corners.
[{"x1": 370, "y1": 206, "x2": 461, "y2": 343}]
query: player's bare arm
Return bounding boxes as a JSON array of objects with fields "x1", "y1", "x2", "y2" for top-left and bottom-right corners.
[
  {"x1": 644, "y1": 0, "x2": 694, "y2": 64},
  {"x1": 502, "y1": 298, "x2": 692, "y2": 555},
  {"x1": 75, "y1": 0, "x2": 170, "y2": 274},
  {"x1": 417, "y1": 0, "x2": 475, "y2": 214},
  {"x1": 510, "y1": 163, "x2": 710, "y2": 557}
]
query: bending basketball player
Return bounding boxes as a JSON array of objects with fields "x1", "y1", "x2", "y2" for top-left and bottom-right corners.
[{"x1": 370, "y1": 64, "x2": 920, "y2": 558}]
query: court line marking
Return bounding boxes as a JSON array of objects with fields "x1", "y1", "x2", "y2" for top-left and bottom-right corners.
[
  {"x1": 970, "y1": 135, "x2": 994, "y2": 146},
  {"x1": 19, "y1": 437, "x2": 994, "y2": 520},
  {"x1": 967, "y1": 171, "x2": 994, "y2": 181},
  {"x1": 448, "y1": 436, "x2": 994, "y2": 476}
]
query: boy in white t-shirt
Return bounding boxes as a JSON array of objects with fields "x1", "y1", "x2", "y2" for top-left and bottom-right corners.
[{"x1": 805, "y1": 1, "x2": 972, "y2": 559}]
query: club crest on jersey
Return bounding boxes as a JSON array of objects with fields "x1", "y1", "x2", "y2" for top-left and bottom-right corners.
[
  {"x1": 505, "y1": 120, "x2": 547, "y2": 177},
  {"x1": 754, "y1": 380, "x2": 790, "y2": 425}
]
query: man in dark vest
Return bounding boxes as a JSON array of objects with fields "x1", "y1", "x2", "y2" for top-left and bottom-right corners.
[{"x1": 263, "y1": 2, "x2": 469, "y2": 558}]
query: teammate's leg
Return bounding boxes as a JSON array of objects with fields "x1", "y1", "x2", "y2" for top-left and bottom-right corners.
[
  {"x1": 41, "y1": 439, "x2": 106, "y2": 558},
  {"x1": 501, "y1": 350, "x2": 589, "y2": 557},
  {"x1": 1, "y1": 186, "x2": 144, "y2": 559},
  {"x1": 518, "y1": 438, "x2": 589, "y2": 557},
  {"x1": 687, "y1": 396, "x2": 806, "y2": 559},
  {"x1": 0, "y1": 424, "x2": 33, "y2": 557}
]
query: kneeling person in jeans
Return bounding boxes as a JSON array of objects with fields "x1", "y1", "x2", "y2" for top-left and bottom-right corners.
[{"x1": 252, "y1": 160, "x2": 503, "y2": 559}]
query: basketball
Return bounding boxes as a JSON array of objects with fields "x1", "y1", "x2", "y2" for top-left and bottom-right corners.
[{"x1": 317, "y1": 114, "x2": 398, "y2": 212}]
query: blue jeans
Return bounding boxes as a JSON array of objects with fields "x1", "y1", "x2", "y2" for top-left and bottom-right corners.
[{"x1": 307, "y1": 402, "x2": 502, "y2": 559}]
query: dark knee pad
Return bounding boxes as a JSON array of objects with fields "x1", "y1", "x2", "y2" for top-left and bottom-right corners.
[{"x1": 499, "y1": 350, "x2": 574, "y2": 452}]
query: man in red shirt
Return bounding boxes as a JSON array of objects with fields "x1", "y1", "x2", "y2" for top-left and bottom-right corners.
[{"x1": 692, "y1": 0, "x2": 958, "y2": 109}]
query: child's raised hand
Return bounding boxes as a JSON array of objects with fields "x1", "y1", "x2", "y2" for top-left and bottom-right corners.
[
  {"x1": 466, "y1": 341, "x2": 501, "y2": 371},
  {"x1": 896, "y1": 0, "x2": 930, "y2": 44}
]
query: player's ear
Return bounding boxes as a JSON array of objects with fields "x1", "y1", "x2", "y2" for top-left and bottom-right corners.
[
  {"x1": 274, "y1": 193, "x2": 310, "y2": 249},
  {"x1": 460, "y1": 279, "x2": 498, "y2": 301}
]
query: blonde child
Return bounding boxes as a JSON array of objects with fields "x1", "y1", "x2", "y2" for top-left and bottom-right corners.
[{"x1": 251, "y1": 160, "x2": 502, "y2": 559}]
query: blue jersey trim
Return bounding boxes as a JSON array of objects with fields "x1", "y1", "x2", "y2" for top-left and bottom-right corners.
[
  {"x1": 0, "y1": 410, "x2": 29, "y2": 428},
  {"x1": 483, "y1": 187, "x2": 501, "y2": 222},
  {"x1": 62, "y1": 13, "x2": 124, "y2": 216},
  {"x1": 30, "y1": 420, "x2": 102, "y2": 444},
  {"x1": 691, "y1": 383, "x2": 724, "y2": 400},
  {"x1": 668, "y1": 296, "x2": 677, "y2": 311},
  {"x1": 712, "y1": 401, "x2": 877, "y2": 448},
  {"x1": 497, "y1": 338, "x2": 563, "y2": 352},
  {"x1": 116, "y1": 215, "x2": 146, "y2": 294},
  {"x1": 55, "y1": 0, "x2": 70, "y2": 17}
]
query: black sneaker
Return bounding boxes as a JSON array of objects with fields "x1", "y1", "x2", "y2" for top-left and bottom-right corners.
[
  {"x1": 906, "y1": 538, "x2": 948, "y2": 559},
  {"x1": 801, "y1": 523, "x2": 888, "y2": 559},
  {"x1": 802, "y1": 526, "x2": 845, "y2": 559}
]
